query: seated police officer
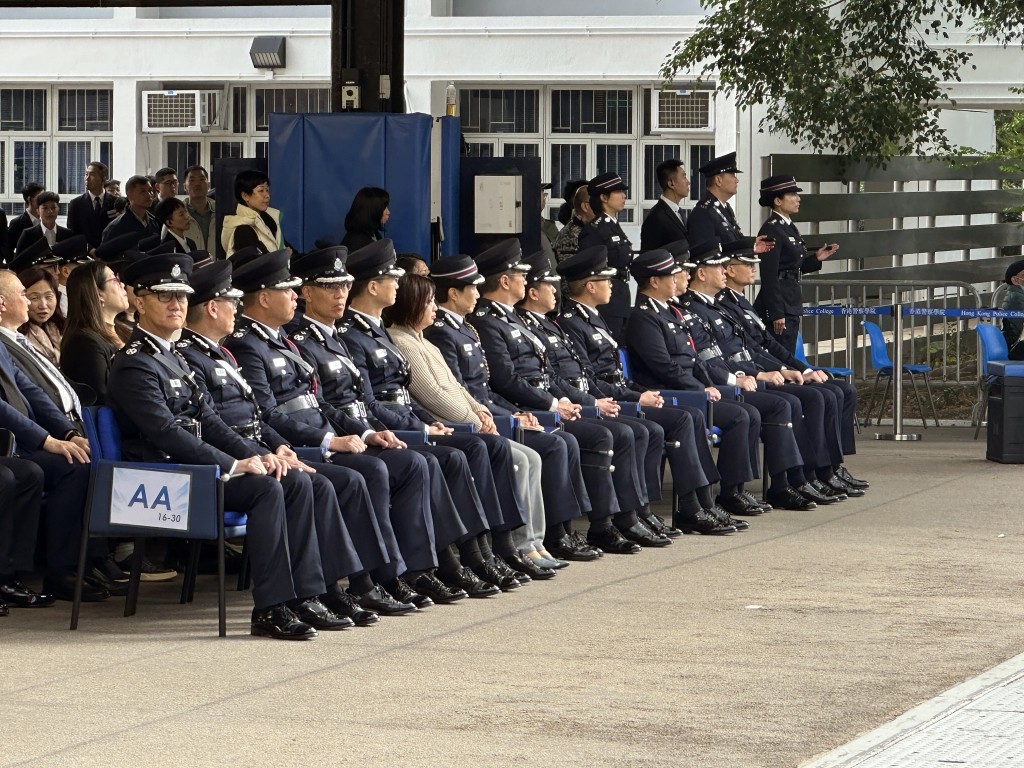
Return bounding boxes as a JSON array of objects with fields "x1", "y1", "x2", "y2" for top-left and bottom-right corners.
[
  {"x1": 284, "y1": 244, "x2": 503, "y2": 602},
  {"x1": 555, "y1": 245, "x2": 744, "y2": 525},
  {"x1": 424, "y1": 253, "x2": 589, "y2": 569},
  {"x1": 338, "y1": 240, "x2": 524, "y2": 594},
  {"x1": 106, "y1": 253, "x2": 355, "y2": 640},
  {"x1": 514, "y1": 250, "x2": 676, "y2": 547},
  {"x1": 467, "y1": 238, "x2": 650, "y2": 554},
  {"x1": 175, "y1": 259, "x2": 392, "y2": 626}
]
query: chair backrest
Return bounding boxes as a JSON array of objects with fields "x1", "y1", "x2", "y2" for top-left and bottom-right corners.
[
  {"x1": 794, "y1": 332, "x2": 810, "y2": 367},
  {"x1": 861, "y1": 321, "x2": 894, "y2": 371},
  {"x1": 976, "y1": 322, "x2": 1009, "y2": 375},
  {"x1": 88, "y1": 405, "x2": 124, "y2": 461},
  {"x1": 618, "y1": 348, "x2": 631, "y2": 379}
]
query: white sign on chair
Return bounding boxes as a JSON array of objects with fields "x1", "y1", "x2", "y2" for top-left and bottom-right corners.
[{"x1": 110, "y1": 467, "x2": 192, "y2": 532}]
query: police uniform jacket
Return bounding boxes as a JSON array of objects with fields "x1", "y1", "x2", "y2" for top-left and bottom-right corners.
[
  {"x1": 107, "y1": 327, "x2": 257, "y2": 472},
  {"x1": 681, "y1": 291, "x2": 783, "y2": 383},
  {"x1": 422, "y1": 307, "x2": 522, "y2": 417},
  {"x1": 223, "y1": 316, "x2": 369, "y2": 449},
  {"x1": 623, "y1": 294, "x2": 714, "y2": 392},
  {"x1": 686, "y1": 192, "x2": 744, "y2": 245},
  {"x1": 516, "y1": 308, "x2": 598, "y2": 406},
  {"x1": 558, "y1": 299, "x2": 643, "y2": 401},
  {"x1": 718, "y1": 288, "x2": 810, "y2": 371},
  {"x1": 465, "y1": 298, "x2": 557, "y2": 412},
  {"x1": 639, "y1": 198, "x2": 689, "y2": 252},
  {"x1": 66, "y1": 192, "x2": 117, "y2": 249},
  {"x1": 577, "y1": 214, "x2": 634, "y2": 341},
  {"x1": 753, "y1": 212, "x2": 822, "y2": 322}
]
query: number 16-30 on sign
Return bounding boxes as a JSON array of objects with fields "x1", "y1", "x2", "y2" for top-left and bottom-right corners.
[{"x1": 110, "y1": 467, "x2": 192, "y2": 532}]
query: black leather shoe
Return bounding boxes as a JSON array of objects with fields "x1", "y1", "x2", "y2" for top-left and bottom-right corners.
[
  {"x1": 94, "y1": 555, "x2": 130, "y2": 583},
  {"x1": 619, "y1": 522, "x2": 672, "y2": 548},
  {"x1": 640, "y1": 508, "x2": 682, "y2": 537},
  {"x1": 0, "y1": 580, "x2": 56, "y2": 608},
  {"x1": 290, "y1": 597, "x2": 353, "y2": 630},
  {"x1": 587, "y1": 526, "x2": 642, "y2": 554},
  {"x1": 829, "y1": 474, "x2": 865, "y2": 497},
  {"x1": 836, "y1": 466, "x2": 869, "y2": 489},
  {"x1": 569, "y1": 530, "x2": 603, "y2": 557},
  {"x1": 813, "y1": 478, "x2": 847, "y2": 500},
  {"x1": 739, "y1": 491, "x2": 772, "y2": 512},
  {"x1": 386, "y1": 578, "x2": 434, "y2": 609},
  {"x1": 471, "y1": 561, "x2": 521, "y2": 591},
  {"x1": 765, "y1": 487, "x2": 818, "y2": 511},
  {"x1": 349, "y1": 584, "x2": 417, "y2": 615},
  {"x1": 672, "y1": 508, "x2": 736, "y2": 535},
  {"x1": 411, "y1": 572, "x2": 467, "y2": 603},
  {"x1": 0, "y1": 600, "x2": 7, "y2": 616},
  {"x1": 251, "y1": 604, "x2": 317, "y2": 640},
  {"x1": 503, "y1": 552, "x2": 555, "y2": 581},
  {"x1": 717, "y1": 494, "x2": 764, "y2": 516},
  {"x1": 491, "y1": 557, "x2": 529, "y2": 585},
  {"x1": 320, "y1": 589, "x2": 380, "y2": 626},
  {"x1": 438, "y1": 567, "x2": 501, "y2": 598},
  {"x1": 796, "y1": 482, "x2": 838, "y2": 505},
  {"x1": 544, "y1": 534, "x2": 600, "y2": 562},
  {"x1": 44, "y1": 573, "x2": 109, "y2": 602},
  {"x1": 707, "y1": 504, "x2": 749, "y2": 531}
]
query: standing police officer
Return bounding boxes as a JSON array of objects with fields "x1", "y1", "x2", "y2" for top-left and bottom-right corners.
[{"x1": 577, "y1": 173, "x2": 633, "y2": 345}]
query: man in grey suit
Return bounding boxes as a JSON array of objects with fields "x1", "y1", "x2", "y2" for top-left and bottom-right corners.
[{"x1": 639, "y1": 158, "x2": 691, "y2": 252}]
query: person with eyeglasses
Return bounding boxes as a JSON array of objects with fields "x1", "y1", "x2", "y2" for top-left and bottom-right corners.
[{"x1": 153, "y1": 167, "x2": 180, "y2": 205}]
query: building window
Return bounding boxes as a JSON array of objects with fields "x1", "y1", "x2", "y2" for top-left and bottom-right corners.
[
  {"x1": 166, "y1": 141, "x2": 201, "y2": 187},
  {"x1": 690, "y1": 144, "x2": 716, "y2": 199},
  {"x1": 464, "y1": 142, "x2": 495, "y2": 158},
  {"x1": 57, "y1": 141, "x2": 92, "y2": 194},
  {"x1": 459, "y1": 89, "x2": 540, "y2": 134},
  {"x1": 254, "y1": 87, "x2": 331, "y2": 131},
  {"x1": 550, "y1": 144, "x2": 587, "y2": 203},
  {"x1": 231, "y1": 87, "x2": 248, "y2": 134},
  {"x1": 58, "y1": 89, "x2": 113, "y2": 132},
  {"x1": 551, "y1": 89, "x2": 633, "y2": 135},
  {"x1": 503, "y1": 143, "x2": 539, "y2": 158},
  {"x1": 1, "y1": 89, "x2": 47, "y2": 132},
  {"x1": 14, "y1": 141, "x2": 46, "y2": 195}
]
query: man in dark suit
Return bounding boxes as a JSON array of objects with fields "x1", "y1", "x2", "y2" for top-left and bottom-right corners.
[
  {"x1": 6, "y1": 183, "x2": 44, "y2": 259},
  {"x1": 100, "y1": 175, "x2": 159, "y2": 244},
  {"x1": 640, "y1": 158, "x2": 691, "y2": 252},
  {"x1": 66, "y1": 161, "x2": 118, "y2": 253},
  {"x1": 14, "y1": 191, "x2": 74, "y2": 255}
]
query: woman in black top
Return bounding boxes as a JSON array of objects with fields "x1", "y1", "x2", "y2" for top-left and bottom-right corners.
[
  {"x1": 341, "y1": 187, "x2": 390, "y2": 252},
  {"x1": 60, "y1": 261, "x2": 130, "y2": 404}
]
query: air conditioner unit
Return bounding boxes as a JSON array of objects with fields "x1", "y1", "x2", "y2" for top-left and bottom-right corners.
[
  {"x1": 650, "y1": 86, "x2": 715, "y2": 133},
  {"x1": 142, "y1": 89, "x2": 229, "y2": 133}
]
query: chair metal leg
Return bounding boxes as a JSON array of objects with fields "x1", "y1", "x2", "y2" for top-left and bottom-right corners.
[
  {"x1": 877, "y1": 375, "x2": 893, "y2": 426},
  {"x1": 217, "y1": 481, "x2": 226, "y2": 638},
  {"x1": 974, "y1": 389, "x2": 988, "y2": 440},
  {"x1": 124, "y1": 537, "x2": 145, "y2": 618},
  {"x1": 864, "y1": 372, "x2": 884, "y2": 427},
  {"x1": 70, "y1": 474, "x2": 96, "y2": 631},
  {"x1": 923, "y1": 372, "x2": 940, "y2": 427},
  {"x1": 180, "y1": 540, "x2": 201, "y2": 604},
  {"x1": 906, "y1": 370, "x2": 928, "y2": 429}
]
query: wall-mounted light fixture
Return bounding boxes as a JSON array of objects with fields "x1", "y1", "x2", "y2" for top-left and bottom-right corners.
[{"x1": 250, "y1": 36, "x2": 287, "y2": 69}]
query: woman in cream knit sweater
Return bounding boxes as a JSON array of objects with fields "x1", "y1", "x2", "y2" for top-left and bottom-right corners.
[{"x1": 387, "y1": 274, "x2": 557, "y2": 572}]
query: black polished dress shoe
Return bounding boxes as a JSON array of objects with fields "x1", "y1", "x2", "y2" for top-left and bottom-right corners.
[
  {"x1": 349, "y1": 584, "x2": 417, "y2": 615},
  {"x1": 320, "y1": 589, "x2": 380, "y2": 626},
  {"x1": 0, "y1": 600, "x2": 7, "y2": 616},
  {"x1": 640, "y1": 508, "x2": 682, "y2": 537},
  {"x1": 707, "y1": 504, "x2": 749, "y2": 531},
  {"x1": 765, "y1": 487, "x2": 818, "y2": 511},
  {"x1": 411, "y1": 572, "x2": 467, "y2": 604},
  {"x1": 290, "y1": 597, "x2": 353, "y2": 630},
  {"x1": 438, "y1": 567, "x2": 501, "y2": 598},
  {"x1": 672, "y1": 508, "x2": 736, "y2": 535},
  {"x1": 503, "y1": 552, "x2": 555, "y2": 581},
  {"x1": 251, "y1": 604, "x2": 317, "y2": 640},
  {"x1": 717, "y1": 494, "x2": 764, "y2": 516},
  {"x1": 619, "y1": 522, "x2": 672, "y2": 548},
  {"x1": 796, "y1": 482, "x2": 838, "y2": 505},
  {"x1": 836, "y1": 466, "x2": 869, "y2": 489},
  {"x1": 812, "y1": 478, "x2": 847, "y2": 500},
  {"x1": 739, "y1": 491, "x2": 772, "y2": 512},
  {"x1": 0, "y1": 580, "x2": 56, "y2": 608},
  {"x1": 44, "y1": 573, "x2": 109, "y2": 602},
  {"x1": 491, "y1": 557, "x2": 529, "y2": 585},
  {"x1": 544, "y1": 534, "x2": 600, "y2": 562},
  {"x1": 386, "y1": 578, "x2": 434, "y2": 609},
  {"x1": 829, "y1": 474, "x2": 865, "y2": 497},
  {"x1": 587, "y1": 526, "x2": 642, "y2": 554},
  {"x1": 471, "y1": 561, "x2": 521, "y2": 591},
  {"x1": 569, "y1": 530, "x2": 603, "y2": 557}
]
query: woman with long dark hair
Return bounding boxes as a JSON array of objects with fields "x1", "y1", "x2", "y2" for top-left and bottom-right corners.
[
  {"x1": 17, "y1": 266, "x2": 65, "y2": 365},
  {"x1": 341, "y1": 187, "x2": 390, "y2": 252},
  {"x1": 59, "y1": 261, "x2": 129, "y2": 404}
]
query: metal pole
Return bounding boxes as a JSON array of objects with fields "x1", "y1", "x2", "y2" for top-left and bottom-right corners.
[{"x1": 876, "y1": 301, "x2": 921, "y2": 441}]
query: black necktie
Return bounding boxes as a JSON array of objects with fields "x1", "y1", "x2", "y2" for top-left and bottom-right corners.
[
  {"x1": 94, "y1": 196, "x2": 100, "y2": 212},
  {"x1": 0, "y1": 363, "x2": 30, "y2": 418}
]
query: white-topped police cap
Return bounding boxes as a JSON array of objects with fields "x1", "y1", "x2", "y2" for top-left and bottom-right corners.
[
  {"x1": 663, "y1": 239, "x2": 697, "y2": 269},
  {"x1": 556, "y1": 244, "x2": 617, "y2": 282},
  {"x1": 629, "y1": 249, "x2": 683, "y2": 279},
  {"x1": 474, "y1": 238, "x2": 530, "y2": 277},
  {"x1": 10, "y1": 237, "x2": 61, "y2": 273},
  {"x1": 291, "y1": 245, "x2": 353, "y2": 284},
  {"x1": 721, "y1": 237, "x2": 761, "y2": 264},
  {"x1": 230, "y1": 249, "x2": 302, "y2": 292},
  {"x1": 123, "y1": 253, "x2": 195, "y2": 294},
  {"x1": 347, "y1": 239, "x2": 404, "y2": 281},
  {"x1": 189, "y1": 260, "x2": 242, "y2": 305},
  {"x1": 698, "y1": 151, "x2": 741, "y2": 177},
  {"x1": 523, "y1": 250, "x2": 560, "y2": 285},
  {"x1": 51, "y1": 235, "x2": 92, "y2": 266},
  {"x1": 429, "y1": 254, "x2": 484, "y2": 285},
  {"x1": 587, "y1": 172, "x2": 629, "y2": 198},
  {"x1": 689, "y1": 238, "x2": 729, "y2": 265}
]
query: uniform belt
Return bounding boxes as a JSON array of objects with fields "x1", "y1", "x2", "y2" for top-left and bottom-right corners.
[
  {"x1": 342, "y1": 401, "x2": 368, "y2": 419},
  {"x1": 230, "y1": 421, "x2": 262, "y2": 441},
  {"x1": 277, "y1": 393, "x2": 318, "y2": 415},
  {"x1": 176, "y1": 418, "x2": 202, "y2": 439},
  {"x1": 526, "y1": 374, "x2": 551, "y2": 389},
  {"x1": 597, "y1": 371, "x2": 626, "y2": 386},
  {"x1": 567, "y1": 376, "x2": 589, "y2": 392},
  {"x1": 779, "y1": 269, "x2": 801, "y2": 282},
  {"x1": 378, "y1": 388, "x2": 411, "y2": 405},
  {"x1": 612, "y1": 270, "x2": 630, "y2": 282},
  {"x1": 728, "y1": 350, "x2": 753, "y2": 363},
  {"x1": 697, "y1": 346, "x2": 722, "y2": 362}
]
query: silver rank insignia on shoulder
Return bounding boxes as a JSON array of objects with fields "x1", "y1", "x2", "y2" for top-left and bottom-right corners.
[
  {"x1": 292, "y1": 332, "x2": 306, "y2": 342},
  {"x1": 338, "y1": 326, "x2": 348, "y2": 334},
  {"x1": 232, "y1": 329, "x2": 245, "y2": 338},
  {"x1": 126, "y1": 346, "x2": 138, "y2": 355},
  {"x1": 175, "y1": 340, "x2": 189, "y2": 348},
  {"x1": 433, "y1": 320, "x2": 444, "y2": 327}
]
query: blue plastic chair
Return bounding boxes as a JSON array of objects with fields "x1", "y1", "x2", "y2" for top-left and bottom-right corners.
[
  {"x1": 795, "y1": 331, "x2": 853, "y2": 378},
  {"x1": 72, "y1": 406, "x2": 246, "y2": 637},
  {"x1": 861, "y1": 321, "x2": 939, "y2": 429},
  {"x1": 973, "y1": 323, "x2": 1010, "y2": 440}
]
